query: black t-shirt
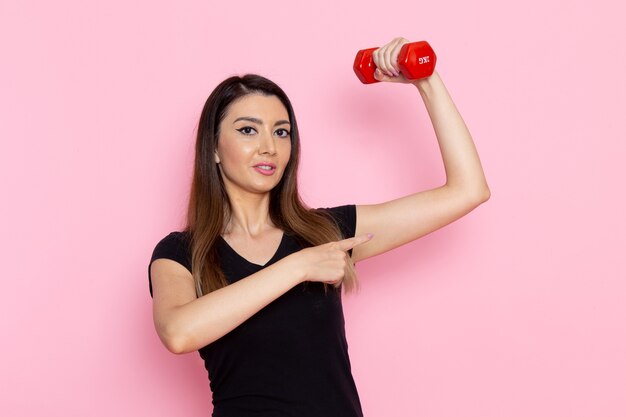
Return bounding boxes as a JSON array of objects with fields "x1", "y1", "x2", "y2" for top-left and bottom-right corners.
[{"x1": 148, "y1": 205, "x2": 363, "y2": 417}]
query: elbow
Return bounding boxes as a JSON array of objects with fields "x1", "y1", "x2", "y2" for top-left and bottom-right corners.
[
  {"x1": 163, "y1": 334, "x2": 189, "y2": 355},
  {"x1": 159, "y1": 323, "x2": 193, "y2": 355},
  {"x1": 465, "y1": 185, "x2": 491, "y2": 207},
  {"x1": 477, "y1": 186, "x2": 491, "y2": 203},
  {"x1": 446, "y1": 181, "x2": 491, "y2": 205},
  {"x1": 161, "y1": 325, "x2": 218, "y2": 355}
]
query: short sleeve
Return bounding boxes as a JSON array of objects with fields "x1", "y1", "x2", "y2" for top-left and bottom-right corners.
[
  {"x1": 148, "y1": 232, "x2": 192, "y2": 298},
  {"x1": 318, "y1": 204, "x2": 357, "y2": 256}
]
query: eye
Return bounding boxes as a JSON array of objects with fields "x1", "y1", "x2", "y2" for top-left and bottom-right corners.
[
  {"x1": 236, "y1": 126, "x2": 256, "y2": 135},
  {"x1": 276, "y1": 128, "x2": 290, "y2": 138}
]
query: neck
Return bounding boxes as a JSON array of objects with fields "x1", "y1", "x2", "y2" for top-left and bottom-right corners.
[{"x1": 223, "y1": 191, "x2": 275, "y2": 237}]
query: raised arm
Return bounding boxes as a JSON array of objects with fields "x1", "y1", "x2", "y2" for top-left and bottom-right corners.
[
  {"x1": 351, "y1": 38, "x2": 490, "y2": 264},
  {"x1": 151, "y1": 233, "x2": 372, "y2": 354}
]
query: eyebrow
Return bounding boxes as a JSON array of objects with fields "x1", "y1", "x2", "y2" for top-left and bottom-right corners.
[{"x1": 233, "y1": 116, "x2": 290, "y2": 127}]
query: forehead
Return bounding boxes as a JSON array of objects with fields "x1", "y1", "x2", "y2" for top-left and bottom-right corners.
[{"x1": 226, "y1": 94, "x2": 289, "y2": 120}]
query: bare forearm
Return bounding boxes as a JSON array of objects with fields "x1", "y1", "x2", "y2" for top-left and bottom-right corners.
[
  {"x1": 159, "y1": 233, "x2": 368, "y2": 354},
  {"x1": 167, "y1": 256, "x2": 302, "y2": 353},
  {"x1": 413, "y1": 71, "x2": 490, "y2": 199}
]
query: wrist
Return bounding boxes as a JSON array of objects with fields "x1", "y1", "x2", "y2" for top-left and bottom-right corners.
[
  {"x1": 281, "y1": 253, "x2": 306, "y2": 285},
  {"x1": 412, "y1": 70, "x2": 439, "y2": 99}
]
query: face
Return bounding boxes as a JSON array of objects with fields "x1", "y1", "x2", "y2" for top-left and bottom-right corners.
[{"x1": 215, "y1": 94, "x2": 292, "y2": 198}]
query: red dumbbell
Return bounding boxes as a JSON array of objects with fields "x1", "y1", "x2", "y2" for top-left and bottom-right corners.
[{"x1": 353, "y1": 40, "x2": 437, "y2": 84}]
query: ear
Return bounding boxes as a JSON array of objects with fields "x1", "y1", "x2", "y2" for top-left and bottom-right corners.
[{"x1": 214, "y1": 152, "x2": 220, "y2": 164}]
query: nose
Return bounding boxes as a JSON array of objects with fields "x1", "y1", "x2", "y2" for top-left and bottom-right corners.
[{"x1": 258, "y1": 131, "x2": 277, "y2": 155}]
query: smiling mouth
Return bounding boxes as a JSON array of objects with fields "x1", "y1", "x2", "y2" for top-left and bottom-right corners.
[{"x1": 253, "y1": 165, "x2": 277, "y2": 175}]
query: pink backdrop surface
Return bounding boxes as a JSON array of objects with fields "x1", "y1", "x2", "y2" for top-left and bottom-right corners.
[{"x1": 1, "y1": 0, "x2": 625, "y2": 416}]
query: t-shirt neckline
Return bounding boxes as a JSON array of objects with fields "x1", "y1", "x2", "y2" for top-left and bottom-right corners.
[{"x1": 218, "y1": 232, "x2": 286, "y2": 268}]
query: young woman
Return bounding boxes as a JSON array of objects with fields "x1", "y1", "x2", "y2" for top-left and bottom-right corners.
[{"x1": 148, "y1": 36, "x2": 490, "y2": 416}]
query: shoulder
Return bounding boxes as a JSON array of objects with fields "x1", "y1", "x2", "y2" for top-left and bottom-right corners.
[
  {"x1": 148, "y1": 231, "x2": 192, "y2": 298},
  {"x1": 152, "y1": 231, "x2": 191, "y2": 254},
  {"x1": 314, "y1": 204, "x2": 356, "y2": 239},
  {"x1": 150, "y1": 231, "x2": 192, "y2": 271}
]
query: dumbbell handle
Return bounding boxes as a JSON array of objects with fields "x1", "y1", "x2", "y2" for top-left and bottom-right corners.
[{"x1": 353, "y1": 41, "x2": 437, "y2": 84}]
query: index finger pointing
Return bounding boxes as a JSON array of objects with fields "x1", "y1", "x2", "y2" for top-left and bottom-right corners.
[{"x1": 335, "y1": 233, "x2": 374, "y2": 252}]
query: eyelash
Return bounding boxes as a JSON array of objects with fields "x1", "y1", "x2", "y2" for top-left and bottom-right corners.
[{"x1": 237, "y1": 126, "x2": 290, "y2": 137}]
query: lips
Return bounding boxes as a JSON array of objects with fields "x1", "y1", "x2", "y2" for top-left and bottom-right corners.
[
  {"x1": 252, "y1": 161, "x2": 277, "y2": 176},
  {"x1": 253, "y1": 162, "x2": 276, "y2": 169}
]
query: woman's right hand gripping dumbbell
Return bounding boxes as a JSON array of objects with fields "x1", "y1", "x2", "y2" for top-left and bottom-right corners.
[{"x1": 286, "y1": 234, "x2": 374, "y2": 285}]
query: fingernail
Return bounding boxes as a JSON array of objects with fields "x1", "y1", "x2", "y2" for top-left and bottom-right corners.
[{"x1": 367, "y1": 233, "x2": 374, "y2": 238}]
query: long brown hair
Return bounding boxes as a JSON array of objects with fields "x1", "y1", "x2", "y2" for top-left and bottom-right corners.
[{"x1": 184, "y1": 74, "x2": 358, "y2": 297}]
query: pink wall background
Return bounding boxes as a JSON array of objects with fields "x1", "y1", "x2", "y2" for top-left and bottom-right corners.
[{"x1": 2, "y1": 0, "x2": 625, "y2": 416}]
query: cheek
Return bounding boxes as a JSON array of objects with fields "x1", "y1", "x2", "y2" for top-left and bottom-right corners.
[
  {"x1": 280, "y1": 140, "x2": 292, "y2": 160},
  {"x1": 219, "y1": 141, "x2": 254, "y2": 165}
]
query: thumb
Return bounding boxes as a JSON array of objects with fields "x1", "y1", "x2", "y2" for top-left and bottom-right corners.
[
  {"x1": 374, "y1": 68, "x2": 386, "y2": 81},
  {"x1": 336, "y1": 233, "x2": 374, "y2": 251}
]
